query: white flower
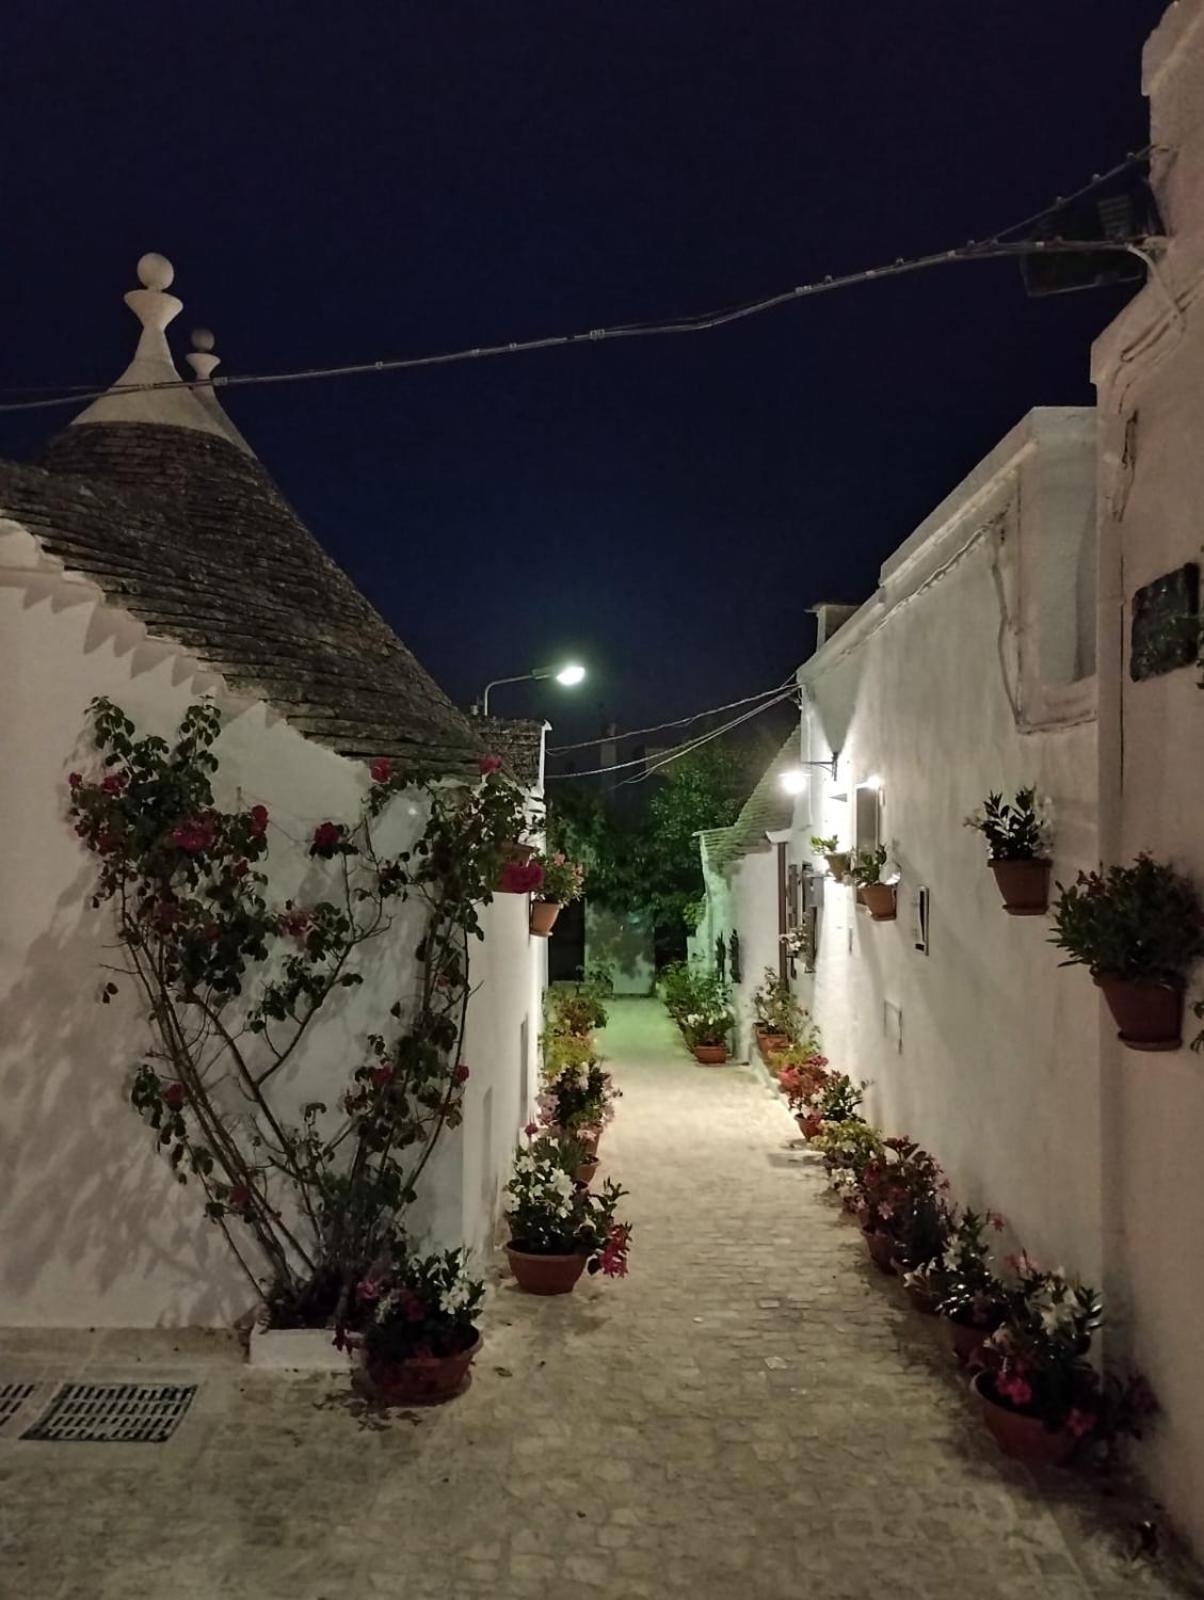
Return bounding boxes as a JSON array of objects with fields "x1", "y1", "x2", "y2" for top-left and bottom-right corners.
[{"x1": 439, "y1": 1279, "x2": 472, "y2": 1316}]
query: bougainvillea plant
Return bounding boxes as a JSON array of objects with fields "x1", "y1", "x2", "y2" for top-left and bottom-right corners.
[{"x1": 68, "y1": 697, "x2": 528, "y2": 1325}]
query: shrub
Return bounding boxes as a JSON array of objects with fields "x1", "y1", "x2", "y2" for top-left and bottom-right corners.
[
  {"x1": 964, "y1": 787, "x2": 1052, "y2": 862},
  {"x1": 1050, "y1": 854, "x2": 1204, "y2": 984}
]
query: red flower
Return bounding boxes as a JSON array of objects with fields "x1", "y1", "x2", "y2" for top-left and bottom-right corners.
[
  {"x1": 101, "y1": 772, "x2": 127, "y2": 795},
  {"x1": 227, "y1": 1183, "x2": 252, "y2": 1213},
  {"x1": 996, "y1": 1366, "x2": 1033, "y2": 1408},
  {"x1": 369, "y1": 758, "x2": 392, "y2": 784},
  {"x1": 453, "y1": 1062, "x2": 470, "y2": 1085},
  {"x1": 523, "y1": 1121, "x2": 539, "y2": 1137},
  {"x1": 68, "y1": 772, "x2": 83, "y2": 789},
  {"x1": 230, "y1": 858, "x2": 250, "y2": 879},
  {"x1": 498, "y1": 861, "x2": 544, "y2": 895},
  {"x1": 599, "y1": 1223, "x2": 632, "y2": 1279},
  {"x1": 248, "y1": 804, "x2": 269, "y2": 837},
  {"x1": 1066, "y1": 1408, "x2": 1096, "y2": 1438},
  {"x1": 161, "y1": 1081, "x2": 186, "y2": 1110},
  {"x1": 398, "y1": 1287, "x2": 427, "y2": 1322},
  {"x1": 172, "y1": 816, "x2": 216, "y2": 854},
  {"x1": 357, "y1": 1275, "x2": 385, "y2": 1303},
  {"x1": 370, "y1": 1064, "x2": 394, "y2": 1089},
  {"x1": 277, "y1": 907, "x2": 311, "y2": 940},
  {"x1": 311, "y1": 821, "x2": 342, "y2": 853},
  {"x1": 479, "y1": 754, "x2": 503, "y2": 775}
]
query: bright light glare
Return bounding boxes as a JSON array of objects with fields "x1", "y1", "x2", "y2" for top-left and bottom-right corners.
[
  {"x1": 779, "y1": 769, "x2": 807, "y2": 795},
  {"x1": 555, "y1": 663, "x2": 586, "y2": 687},
  {"x1": 860, "y1": 774, "x2": 883, "y2": 791}
]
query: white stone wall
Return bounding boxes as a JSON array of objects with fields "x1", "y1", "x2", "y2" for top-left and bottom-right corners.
[
  {"x1": 792, "y1": 409, "x2": 1103, "y2": 1281},
  {"x1": 1089, "y1": 2, "x2": 1204, "y2": 1552},
  {"x1": 0, "y1": 524, "x2": 541, "y2": 1326},
  {"x1": 726, "y1": 851, "x2": 782, "y2": 1060}
]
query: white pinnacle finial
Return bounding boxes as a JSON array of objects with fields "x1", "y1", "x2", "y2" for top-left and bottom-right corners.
[
  {"x1": 186, "y1": 327, "x2": 220, "y2": 382},
  {"x1": 183, "y1": 325, "x2": 256, "y2": 457},
  {"x1": 137, "y1": 252, "x2": 175, "y2": 291}
]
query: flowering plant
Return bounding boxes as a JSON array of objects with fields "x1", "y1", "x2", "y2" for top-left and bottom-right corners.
[
  {"x1": 849, "y1": 845, "x2": 892, "y2": 888},
  {"x1": 535, "y1": 852, "x2": 586, "y2": 905},
  {"x1": 815, "y1": 1071, "x2": 866, "y2": 1125},
  {"x1": 752, "y1": 968, "x2": 807, "y2": 1038},
  {"x1": 857, "y1": 1137, "x2": 951, "y2": 1267},
  {"x1": 930, "y1": 1210, "x2": 1009, "y2": 1330},
  {"x1": 981, "y1": 1260, "x2": 1154, "y2": 1446},
  {"x1": 964, "y1": 787, "x2": 1052, "y2": 862},
  {"x1": 778, "y1": 1055, "x2": 831, "y2": 1116},
  {"x1": 1050, "y1": 854, "x2": 1204, "y2": 984},
  {"x1": 505, "y1": 1135, "x2": 631, "y2": 1272},
  {"x1": 538, "y1": 1059, "x2": 619, "y2": 1134},
  {"x1": 814, "y1": 1116, "x2": 883, "y2": 1199},
  {"x1": 545, "y1": 985, "x2": 608, "y2": 1038},
  {"x1": 355, "y1": 1244, "x2": 483, "y2": 1363}
]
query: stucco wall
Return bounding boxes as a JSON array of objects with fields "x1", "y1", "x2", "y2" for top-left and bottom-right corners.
[
  {"x1": 726, "y1": 851, "x2": 782, "y2": 1060},
  {"x1": 584, "y1": 904, "x2": 655, "y2": 995},
  {"x1": 793, "y1": 412, "x2": 1103, "y2": 1284},
  {"x1": 0, "y1": 524, "x2": 540, "y2": 1326},
  {"x1": 1088, "y1": 3, "x2": 1204, "y2": 1551}
]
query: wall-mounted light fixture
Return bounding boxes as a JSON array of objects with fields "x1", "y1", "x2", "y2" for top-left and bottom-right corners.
[{"x1": 778, "y1": 750, "x2": 840, "y2": 794}]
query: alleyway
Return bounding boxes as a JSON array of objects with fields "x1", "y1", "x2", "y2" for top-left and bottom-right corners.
[{"x1": 1, "y1": 998, "x2": 1196, "y2": 1600}]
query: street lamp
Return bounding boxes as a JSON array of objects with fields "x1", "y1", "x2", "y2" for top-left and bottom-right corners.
[
  {"x1": 778, "y1": 751, "x2": 840, "y2": 793},
  {"x1": 479, "y1": 662, "x2": 586, "y2": 716}
]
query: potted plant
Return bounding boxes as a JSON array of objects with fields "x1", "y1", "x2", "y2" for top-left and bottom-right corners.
[
  {"x1": 1050, "y1": 854, "x2": 1204, "y2": 1049},
  {"x1": 974, "y1": 1259, "x2": 1156, "y2": 1467},
  {"x1": 965, "y1": 787, "x2": 1053, "y2": 914},
  {"x1": 932, "y1": 1210, "x2": 1009, "y2": 1367},
  {"x1": 751, "y1": 968, "x2": 797, "y2": 1060},
  {"x1": 681, "y1": 972, "x2": 735, "y2": 1064},
  {"x1": 811, "y1": 834, "x2": 850, "y2": 884},
  {"x1": 353, "y1": 1245, "x2": 484, "y2": 1405},
  {"x1": 855, "y1": 1137, "x2": 948, "y2": 1277},
  {"x1": 529, "y1": 852, "x2": 586, "y2": 937},
  {"x1": 850, "y1": 846, "x2": 897, "y2": 921},
  {"x1": 778, "y1": 1053, "x2": 831, "y2": 1139},
  {"x1": 538, "y1": 1055, "x2": 620, "y2": 1153},
  {"x1": 504, "y1": 1133, "x2": 631, "y2": 1294}
]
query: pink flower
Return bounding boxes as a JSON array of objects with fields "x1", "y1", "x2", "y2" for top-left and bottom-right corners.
[
  {"x1": 523, "y1": 1121, "x2": 539, "y2": 1137},
  {"x1": 369, "y1": 758, "x2": 392, "y2": 784},
  {"x1": 1066, "y1": 1408, "x2": 1096, "y2": 1439},
  {"x1": 479, "y1": 754, "x2": 503, "y2": 775},
  {"x1": 599, "y1": 1223, "x2": 632, "y2": 1279},
  {"x1": 161, "y1": 1081, "x2": 186, "y2": 1110},
  {"x1": 498, "y1": 861, "x2": 544, "y2": 895},
  {"x1": 248, "y1": 804, "x2": 269, "y2": 837},
  {"x1": 370, "y1": 1064, "x2": 394, "y2": 1089},
  {"x1": 67, "y1": 772, "x2": 83, "y2": 789},
  {"x1": 101, "y1": 772, "x2": 127, "y2": 795},
  {"x1": 172, "y1": 815, "x2": 216, "y2": 854},
  {"x1": 357, "y1": 1275, "x2": 385, "y2": 1303},
  {"x1": 311, "y1": 821, "x2": 343, "y2": 854},
  {"x1": 453, "y1": 1063, "x2": 470, "y2": 1085},
  {"x1": 996, "y1": 1368, "x2": 1033, "y2": 1408}
]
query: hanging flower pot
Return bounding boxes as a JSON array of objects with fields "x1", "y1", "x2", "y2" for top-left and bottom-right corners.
[
  {"x1": 862, "y1": 1228, "x2": 896, "y2": 1274},
  {"x1": 989, "y1": 858, "x2": 1051, "y2": 916},
  {"x1": 970, "y1": 1373, "x2": 1077, "y2": 1467},
  {"x1": 693, "y1": 1043, "x2": 729, "y2": 1065},
  {"x1": 825, "y1": 851, "x2": 850, "y2": 883},
  {"x1": 506, "y1": 1244, "x2": 589, "y2": 1295},
  {"x1": 860, "y1": 883, "x2": 897, "y2": 921},
  {"x1": 363, "y1": 1333, "x2": 482, "y2": 1405},
  {"x1": 1095, "y1": 975, "x2": 1184, "y2": 1051},
  {"x1": 529, "y1": 900, "x2": 561, "y2": 937}
]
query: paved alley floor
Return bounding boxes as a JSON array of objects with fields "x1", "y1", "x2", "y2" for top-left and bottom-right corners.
[{"x1": 1, "y1": 997, "x2": 1200, "y2": 1600}]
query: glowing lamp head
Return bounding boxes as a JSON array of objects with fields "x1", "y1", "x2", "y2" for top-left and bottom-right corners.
[
  {"x1": 554, "y1": 663, "x2": 586, "y2": 687},
  {"x1": 779, "y1": 768, "x2": 807, "y2": 796}
]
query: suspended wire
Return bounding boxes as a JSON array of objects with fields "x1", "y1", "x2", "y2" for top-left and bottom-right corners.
[
  {"x1": 0, "y1": 149, "x2": 1155, "y2": 418},
  {"x1": 615, "y1": 688, "x2": 799, "y2": 786},
  {"x1": 546, "y1": 684, "x2": 797, "y2": 782},
  {"x1": 546, "y1": 673, "x2": 797, "y2": 754}
]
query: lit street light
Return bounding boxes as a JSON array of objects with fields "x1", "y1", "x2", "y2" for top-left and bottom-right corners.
[{"x1": 478, "y1": 662, "x2": 587, "y2": 716}]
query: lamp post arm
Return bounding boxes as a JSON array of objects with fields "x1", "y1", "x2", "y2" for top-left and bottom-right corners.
[{"x1": 481, "y1": 672, "x2": 535, "y2": 717}]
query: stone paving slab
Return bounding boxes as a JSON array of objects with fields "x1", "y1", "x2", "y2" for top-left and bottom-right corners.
[{"x1": 0, "y1": 998, "x2": 1200, "y2": 1599}]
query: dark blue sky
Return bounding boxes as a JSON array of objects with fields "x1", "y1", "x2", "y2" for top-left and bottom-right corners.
[{"x1": 2, "y1": 1, "x2": 1166, "y2": 744}]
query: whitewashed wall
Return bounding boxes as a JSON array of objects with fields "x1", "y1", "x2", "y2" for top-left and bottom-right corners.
[
  {"x1": 793, "y1": 410, "x2": 1103, "y2": 1281},
  {"x1": 1090, "y1": 3, "x2": 1204, "y2": 1552},
  {"x1": 0, "y1": 522, "x2": 541, "y2": 1326},
  {"x1": 726, "y1": 852, "x2": 781, "y2": 1060}
]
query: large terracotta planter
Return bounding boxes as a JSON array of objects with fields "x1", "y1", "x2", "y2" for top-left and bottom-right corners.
[
  {"x1": 693, "y1": 1043, "x2": 729, "y2": 1065},
  {"x1": 902, "y1": 1276, "x2": 941, "y2": 1317},
  {"x1": 529, "y1": 900, "x2": 561, "y2": 937},
  {"x1": 756, "y1": 1028, "x2": 788, "y2": 1065},
  {"x1": 860, "y1": 883, "x2": 897, "y2": 921},
  {"x1": 824, "y1": 851, "x2": 850, "y2": 883},
  {"x1": 574, "y1": 1158, "x2": 599, "y2": 1185},
  {"x1": 1095, "y1": 974, "x2": 1184, "y2": 1051},
  {"x1": 946, "y1": 1316, "x2": 994, "y2": 1369},
  {"x1": 971, "y1": 1373, "x2": 1076, "y2": 1467},
  {"x1": 862, "y1": 1228, "x2": 896, "y2": 1275},
  {"x1": 796, "y1": 1111, "x2": 825, "y2": 1142},
  {"x1": 989, "y1": 857, "x2": 1051, "y2": 915},
  {"x1": 363, "y1": 1332, "x2": 481, "y2": 1404},
  {"x1": 506, "y1": 1244, "x2": 589, "y2": 1295}
]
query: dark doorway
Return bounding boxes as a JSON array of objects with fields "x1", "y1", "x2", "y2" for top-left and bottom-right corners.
[{"x1": 548, "y1": 897, "x2": 586, "y2": 983}]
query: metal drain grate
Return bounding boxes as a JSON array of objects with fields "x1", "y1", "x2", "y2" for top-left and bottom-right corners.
[
  {"x1": 0, "y1": 1383, "x2": 37, "y2": 1429},
  {"x1": 22, "y1": 1382, "x2": 196, "y2": 1443}
]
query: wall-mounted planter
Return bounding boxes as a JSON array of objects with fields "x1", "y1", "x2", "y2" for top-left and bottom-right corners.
[
  {"x1": 1095, "y1": 974, "x2": 1184, "y2": 1051},
  {"x1": 529, "y1": 900, "x2": 561, "y2": 937},
  {"x1": 860, "y1": 883, "x2": 897, "y2": 921},
  {"x1": 824, "y1": 851, "x2": 850, "y2": 883},
  {"x1": 989, "y1": 858, "x2": 1051, "y2": 916}
]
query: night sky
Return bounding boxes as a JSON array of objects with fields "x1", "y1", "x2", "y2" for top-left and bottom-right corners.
[{"x1": 2, "y1": 1, "x2": 1167, "y2": 747}]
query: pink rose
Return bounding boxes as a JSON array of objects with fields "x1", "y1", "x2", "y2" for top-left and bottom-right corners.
[
  {"x1": 369, "y1": 758, "x2": 392, "y2": 784},
  {"x1": 161, "y1": 1082, "x2": 186, "y2": 1110},
  {"x1": 453, "y1": 1063, "x2": 470, "y2": 1085},
  {"x1": 479, "y1": 754, "x2": 503, "y2": 775}
]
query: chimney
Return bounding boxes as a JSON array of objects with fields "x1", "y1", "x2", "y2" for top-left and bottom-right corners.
[{"x1": 808, "y1": 602, "x2": 861, "y2": 649}]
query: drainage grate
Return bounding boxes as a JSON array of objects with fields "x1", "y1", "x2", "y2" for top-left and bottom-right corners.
[
  {"x1": 0, "y1": 1383, "x2": 37, "y2": 1430},
  {"x1": 22, "y1": 1382, "x2": 197, "y2": 1443}
]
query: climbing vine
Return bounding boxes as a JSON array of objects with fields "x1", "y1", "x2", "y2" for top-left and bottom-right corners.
[{"x1": 68, "y1": 697, "x2": 528, "y2": 1324}]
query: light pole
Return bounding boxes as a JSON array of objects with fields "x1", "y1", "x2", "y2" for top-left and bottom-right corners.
[{"x1": 478, "y1": 662, "x2": 586, "y2": 717}]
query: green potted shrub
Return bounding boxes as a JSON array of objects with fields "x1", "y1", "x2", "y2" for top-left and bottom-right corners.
[
  {"x1": 529, "y1": 852, "x2": 586, "y2": 937},
  {"x1": 504, "y1": 1133, "x2": 631, "y2": 1294},
  {"x1": 681, "y1": 972, "x2": 735, "y2": 1064},
  {"x1": 751, "y1": 967, "x2": 808, "y2": 1063},
  {"x1": 850, "y1": 845, "x2": 897, "y2": 921},
  {"x1": 1050, "y1": 854, "x2": 1204, "y2": 1049},
  {"x1": 964, "y1": 787, "x2": 1053, "y2": 915},
  {"x1": 811, "y1": 833, "x2": 850, "y2": 884}
]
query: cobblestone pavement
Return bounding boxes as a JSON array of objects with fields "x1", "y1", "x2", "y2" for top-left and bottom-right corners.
[{"x1": 2, "y1": 998, "x2": 1200, "y2": 1600}]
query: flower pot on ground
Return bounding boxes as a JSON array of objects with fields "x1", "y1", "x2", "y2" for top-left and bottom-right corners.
[
  {"x1": 971, "y1": 1372, "x2": 1076, "y2": 1466},
  {"x1": 680, "y1": 973, "x2": 735, "y2": 1064},
  {"x1": 990, "y1": 858, "x2": 1052, "y2": 915},
  {"x1": 353, "y1": 1246, "x2": 484, "y2": 1405},
  {"x1": 504, "y1": 1131, "x2": 631, "y2": 1296},
  {"x1": 751, "y1": 969, "x2": 817, "y2": 1054},
  {"x1": 1050, "y1": 855, "x2": 1204, "y2": 1051},
  {"x1": 862, "y1": 1228, "x2": 896, "y2": 1274},
  {"x1": 529, "y1": 900, "x2": 561, "y2": 937},
  {"x1": 947, "y1": 1315, "x2": 994, "y2": 1369},
  {"x1": 796, "y1": 1110, "x2": 825, "y2": 1142},
  {"x1": 928, "y1": 1209, "x2": 1009, "y2": 1365},
  {"x1": 574, "y1": 1156, "x2": 599, "y2": 1185},
  {"x1": 965, "y1": 788, "x2": 1054, "y2": 915},
  {"x1": 850, "y1": 846, "x2": 899, "y2": 921},
  {"x1": 693, "y1": 1043, "x2": 728, "y2": 1065},
  {"x1": 854, "y1": 1137, "x2": 951, "y2": 1282}
]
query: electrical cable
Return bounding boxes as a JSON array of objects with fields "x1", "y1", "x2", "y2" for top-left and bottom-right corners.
[
  {"x1": 0, "y1": 149, "x2": 1155, "y2": 418},
  {"x1": 615, "y1": 688, "x2": 799, "y2": 786},
  {"x1": 545, "y1": 672, "x2": 797, "y2": 754}
]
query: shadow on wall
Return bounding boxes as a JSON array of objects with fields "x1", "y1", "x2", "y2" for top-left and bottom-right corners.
[
  {"x1": 0, "y1": 859, "x2": 246, "y2": 1327},
  {"x1": 585, "y1": 905, "x2": 654, "y2": 996}
]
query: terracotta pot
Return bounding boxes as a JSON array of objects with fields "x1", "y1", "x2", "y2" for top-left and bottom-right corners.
[
  {"x1": 902, "y1": 1277, "x2": 941, "y2": 1317},
  {"x1": 862, "y1": 1228, "x2": 896, "y2": 1274},
  {"x1": 529, "y1": 900, "x2": 561, "y2": 937},
  {"x1": 945, "y1": 1316, "x2": 992, "y2": 1369},
  {"x1": 971, "y1": 1373, "x2": 1076, "y2": 1467},
  {"x1": 989, "y1": 857, "x2": 1051, "y2": 915},
  {"x1": 363, "y1": 1332, "x2": 481, "y2": 1404},
  {"x1": 860, "y1": 883, "x2": 897, "y2": 921},
  {"x1": 693, "y1": 1043, "x2": 729, "y2": 1065},
  {"x1": 824, "y1": 851, "x2": 850, "y2": 883},
  {"x1": 1095, "y1": 974, "x2": 1183, "y2": 1051},
  {"x1": 506, "y1": 1244, "x2": 589, "y2": 1296},
  {"x1": 796, "y1": 1111, "x2": 825, "y2": 1142},
  {"x1": 574, "y1": 1158, "x2": 599, "y2": 1185}
]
